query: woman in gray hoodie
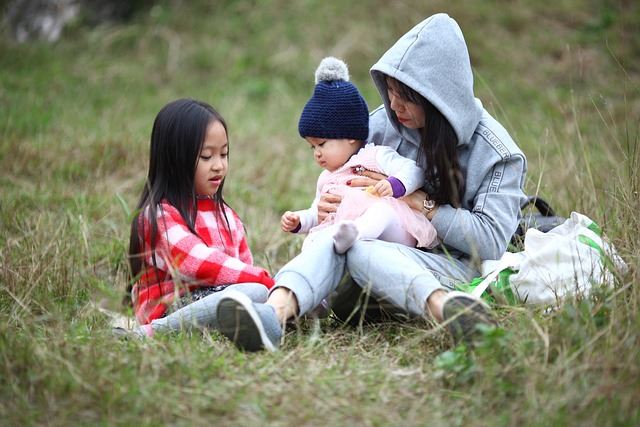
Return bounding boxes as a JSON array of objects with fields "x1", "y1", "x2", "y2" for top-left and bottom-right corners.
[{"x1": 216, "y1": 13, "x2": 527, "y2": 352}]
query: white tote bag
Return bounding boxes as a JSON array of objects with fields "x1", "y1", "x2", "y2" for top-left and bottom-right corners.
[{"x1": 472, "y1": 212, "x2": 627, "y2": 306}]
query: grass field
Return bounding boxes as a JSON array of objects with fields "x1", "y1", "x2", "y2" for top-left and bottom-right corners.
[{"x1": 1, "y1": 0, "x2": 639, "y2": 425}]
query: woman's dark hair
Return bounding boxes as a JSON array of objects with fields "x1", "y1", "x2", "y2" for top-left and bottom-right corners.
[
  {"x1": 390, "y1": 78, "x2": 464, "y2": 207},
  {"x1": 125, "y1": 98, "x2": 230, "y2": 306}
]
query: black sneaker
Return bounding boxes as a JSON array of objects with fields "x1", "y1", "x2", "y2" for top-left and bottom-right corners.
[
  {"x1": 441, "y1": 291, "x2": 496, "y2": 345},
  {"x1": 216, "y1": 290, "x2": 282, "y2": 352},
  {"x1": 112, "y1": 326, "x2": 146, "y2": 341}
]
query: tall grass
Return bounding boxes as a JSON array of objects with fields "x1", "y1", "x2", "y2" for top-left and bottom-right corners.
[{"x1": 1, "y1": 0, "x2": 638, "y2": 425}]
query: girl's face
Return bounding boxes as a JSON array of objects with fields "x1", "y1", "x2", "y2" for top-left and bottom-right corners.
[
  {"x1": 305, "y1": 137, "x2": 360, "y2": 172},
  {"x1": 195, "y1": 120, "x2": 228, "y2": 196},
  {"x1": 386, "y1": 78, "x2": 425, "y2": 129}
]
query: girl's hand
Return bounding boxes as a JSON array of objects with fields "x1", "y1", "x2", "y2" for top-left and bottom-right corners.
[
  {"x1": 281, "y1": 211, "x2": 301, "y2": 232},
  {"x1": 373, "y1": 179, "x2": 393, "y2": 197},
  {"x1": 317, "y1": 193, "x2": 342, "y2": 223}
]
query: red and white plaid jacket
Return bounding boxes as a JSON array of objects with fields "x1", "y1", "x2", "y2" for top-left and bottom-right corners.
[{"x1": 132, "y1": 198, "x2": 274, "y2": 324}]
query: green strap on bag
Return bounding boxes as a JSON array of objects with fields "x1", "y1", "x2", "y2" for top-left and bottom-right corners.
[{"x1": 455, "y1": 268, "x2": 518, "y2": 305}]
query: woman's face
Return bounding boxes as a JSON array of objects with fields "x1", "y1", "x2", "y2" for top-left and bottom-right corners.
[{"x1": 386, "y1": 78, "x2": 425, "y2": 129}]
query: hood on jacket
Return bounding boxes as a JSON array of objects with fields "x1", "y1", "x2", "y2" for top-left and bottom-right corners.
[{"x1": 370, "y1": 13, "x2": 482, "y2": 146}]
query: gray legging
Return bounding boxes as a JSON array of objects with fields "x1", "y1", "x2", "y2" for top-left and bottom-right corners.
[
  {"x1": 141, "y1": 283, "x2": 269, "y2": 335},
  {"x1": 274, "y1": 230, "x2": 479, "y2": 320}
]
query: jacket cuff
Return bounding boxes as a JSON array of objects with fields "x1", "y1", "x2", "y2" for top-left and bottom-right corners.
[{"x1": 387, "y1": 176, "x2": 406, "y2": 198}]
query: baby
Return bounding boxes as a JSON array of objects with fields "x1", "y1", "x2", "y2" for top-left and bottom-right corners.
[{"x1": 281, "y1": 57, "x2": 437, "y2": 253}]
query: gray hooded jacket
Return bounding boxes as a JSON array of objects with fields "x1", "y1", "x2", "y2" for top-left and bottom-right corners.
[{"x1": 369, "y1": 13, "x2": 527, "y2": 260}]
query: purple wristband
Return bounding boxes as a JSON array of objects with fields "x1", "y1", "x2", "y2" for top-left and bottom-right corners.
[
  {"x1": 290, "y1": 223, "x2": 302, "y2": 233},
  {"x1": 387, "y1": 176, "x2": 406, "y2": 198}
]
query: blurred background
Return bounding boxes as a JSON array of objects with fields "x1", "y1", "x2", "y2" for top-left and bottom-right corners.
[{"x1": 2, "y1": 1, "x2": 638, "y2": 267}]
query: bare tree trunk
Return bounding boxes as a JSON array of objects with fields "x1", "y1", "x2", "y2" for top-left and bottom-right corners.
[{"x1": 4, "y1": 0, "x2": 154, "y2": 43}]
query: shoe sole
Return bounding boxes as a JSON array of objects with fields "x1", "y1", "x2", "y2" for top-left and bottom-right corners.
[
  {"x1": 442, "y1": 290, "x2": 496, "y2": 345},
  {"x1": 216, "y1": 290, "x2": 277, "y2": 352},
  {"x1": 112, "y1": 327, "x2": 145, "y2": 341}
]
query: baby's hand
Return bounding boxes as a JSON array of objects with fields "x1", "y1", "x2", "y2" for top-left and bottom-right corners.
[
  {"x1": 373, "y1": 179, "x2": 393, "y2": 197},
  {"x1": 281, "y1": 211, "x2": 301, "y2": 232},
  {"x1": 365, "y1": 186, "x2": 378, "y2": 196}
]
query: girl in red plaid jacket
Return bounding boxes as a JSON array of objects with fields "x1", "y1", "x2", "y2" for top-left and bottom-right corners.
[{"x1": 123, "y1": 98, "x2": 274, "y2": 338}]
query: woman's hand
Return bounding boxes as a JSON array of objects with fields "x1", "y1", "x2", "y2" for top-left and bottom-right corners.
[
  {"x1": 401, "y1": 189, "x2": 439, "y2": 220},
  {"x1": 401, "y1": 189, "x2": 427, "y2": 212},
  {"x1": 348, "y1": 167, "x2": 388, "y2": 188},
  {"x1": 317, "y1": 193, "x2": 342, "y2": 223}
]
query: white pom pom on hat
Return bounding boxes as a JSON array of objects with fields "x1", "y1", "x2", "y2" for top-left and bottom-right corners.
[{"x1": 314, "y1": 56, "x2": 349, "y2": 84}]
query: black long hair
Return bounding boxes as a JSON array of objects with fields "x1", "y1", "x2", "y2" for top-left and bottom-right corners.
[
  {"x1": 125, "y1": 98, "x2": 230, "y2": 305},
  {"x1": 390, "y1": 78, "x2": 464, "y2": 207}
]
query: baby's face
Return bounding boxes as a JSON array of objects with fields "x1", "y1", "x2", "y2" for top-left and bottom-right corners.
[{"x1": 305, "y1": 137, "x2": 360, "y2": 172}]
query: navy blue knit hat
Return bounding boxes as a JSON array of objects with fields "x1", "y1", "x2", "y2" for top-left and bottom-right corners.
[{"x1": 298, "y1": 57, "x2": 369, "y2": 141}]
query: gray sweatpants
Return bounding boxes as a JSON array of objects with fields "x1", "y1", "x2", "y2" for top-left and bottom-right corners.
[
  {"x1": 274, "y1": 231, "x2": 479, "y2": 319},
  {"x1": 144, "y1": 283, "x2": 269, "y2": 334}
]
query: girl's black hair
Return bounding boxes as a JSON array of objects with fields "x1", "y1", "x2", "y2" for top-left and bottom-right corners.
[
  {"x1": 125, "y1": 98, "x2": 231, "y2": 306},
  {"x1": 390, "y1": 78, "x2": 464, "y2": 207}
]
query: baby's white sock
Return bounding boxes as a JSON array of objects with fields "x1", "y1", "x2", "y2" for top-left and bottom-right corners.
[{"x1": 333, "y1": 221, "x2": 359, "y2": 254}]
